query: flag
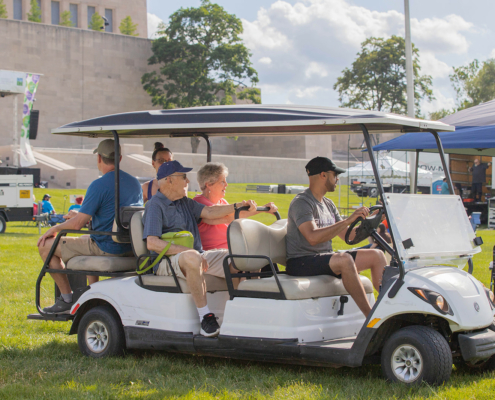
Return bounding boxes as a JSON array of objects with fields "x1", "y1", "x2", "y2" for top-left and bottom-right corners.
[{"x1": 19, "y1": 74, "x2": 40, "y2": 167}]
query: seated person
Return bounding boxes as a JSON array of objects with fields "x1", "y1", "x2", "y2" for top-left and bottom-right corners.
[
  {"x1": 193, "y1": 162, "x2": 277, "y2": 250},
  {"x1": 286, "y1": 157, "x2": 387, "y2": 318},
  {"x1": 37, "y1": 139, "x2": 143, "y2": 314},
  {"x1": 142, "y1": 142, "x2": 173, "y2": 203},
  {"x1": 41, "y1": 194, "x2": 65, "y2": 226},
  {"x1": 143, "y1": 160, "x2": 257, "y2": 337},
  {"x1": 68, "y1": 195, "x2": 84, "y2": 212}
]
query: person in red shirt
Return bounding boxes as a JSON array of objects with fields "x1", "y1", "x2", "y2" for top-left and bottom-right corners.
[{"x1": 194, "y1": 163, "x2": 278, "y2": 250}]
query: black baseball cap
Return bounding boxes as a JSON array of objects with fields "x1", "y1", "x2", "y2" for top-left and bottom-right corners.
[{"x1": 305, "y1": 157, "x2": 346, "y2": 176}]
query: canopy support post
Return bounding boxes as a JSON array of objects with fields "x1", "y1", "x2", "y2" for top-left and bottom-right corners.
[
  {"x1": 429, "y1": 130, "x2": 453, "y2": 194},
  {"x1": 198, "y1": 134, "x2": 212, "y2": 162},
  {"x1": 413, "y1": 150, "x2": 420, "y2": 194},
  {"x1": 360, "y1": 124, "x2": 404, "y2": 298},
  {"x1": 112, "y1": 130, "x2": 123, "y2": 230}
]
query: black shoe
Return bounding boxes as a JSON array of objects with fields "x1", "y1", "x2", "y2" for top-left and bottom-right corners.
[
  {"x1": 43, "y1": 296, "x2": 73, "y2": 314},
  {"x1": 200, "y1": 313, "x2": 220, "y2": 337}
]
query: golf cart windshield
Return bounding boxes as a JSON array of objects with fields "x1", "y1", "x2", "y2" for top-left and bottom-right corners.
[{"x1": 385, "y1": 193, "x2": 480, "y2": 267}]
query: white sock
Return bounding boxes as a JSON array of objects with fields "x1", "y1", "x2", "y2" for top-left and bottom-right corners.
[
  {"x1": 197, "y1": 305, "x2": 211, "y2": 321},
  {"x1": 61, "y1": 293, "x2": 73, "y2": 303}
]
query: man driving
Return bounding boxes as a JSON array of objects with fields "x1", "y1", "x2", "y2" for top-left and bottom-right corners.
[{"x1": 285, "y1": 157, "x2": 387, "y2": 317}]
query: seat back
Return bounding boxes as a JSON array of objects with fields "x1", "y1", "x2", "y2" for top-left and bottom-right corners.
[
  {"x1": 130, "y1": 210, "x2": 148, "y2": 257},
  {"x1": 112, "y1": 206, "x2": 145, "y2": 243},
  {"x1": 228, "y1": 219, "x2": 287, "y2": 271}
]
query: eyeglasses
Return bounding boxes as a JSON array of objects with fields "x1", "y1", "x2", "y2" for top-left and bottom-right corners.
[{"x1": 169, "y1": 173, "x2": 187, "y2": 180}]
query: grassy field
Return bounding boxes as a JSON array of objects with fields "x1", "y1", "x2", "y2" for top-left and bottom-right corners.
[{"x1": 1, "y1": 187, "x2": 494, "y2": 399}]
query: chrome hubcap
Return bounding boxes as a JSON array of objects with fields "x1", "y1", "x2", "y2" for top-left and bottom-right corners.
[
  {"x1": 85, "y1": 321, "x2": 109, "y2": 353},
  {"x1": 391, "y1": 345, "x2": 423, "y2": 383}
]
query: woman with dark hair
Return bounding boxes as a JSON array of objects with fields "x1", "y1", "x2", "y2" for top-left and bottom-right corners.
[{"x1": 142, "y1": 142, "x2": 173, "y2": 203}]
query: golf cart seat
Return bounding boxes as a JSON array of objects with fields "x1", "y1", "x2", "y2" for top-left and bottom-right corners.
[
  {"x1": 229, "y1": 218, "x2": 373, "y2": 299},
  {"x1": 130, "y1": 211, "x2": 228, "y2": 293}
]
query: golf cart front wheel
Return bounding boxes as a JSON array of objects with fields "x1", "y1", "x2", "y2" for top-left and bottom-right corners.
[
  {"x1": 0, "y1": 214, "x2": 6, "y2": 233},
  {"x1": 381, "y1": 325, "x2": 452, "y2": 385},
  {"x1": 78, "y1": 305, "x2": 125, "y2": 358}
]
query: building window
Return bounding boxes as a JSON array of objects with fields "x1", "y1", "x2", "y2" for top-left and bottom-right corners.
[
  {"x1": 51, "y1": 1, "x2": 59, "y2": 25},
  {"x1": 70, "y1": 3, "x2": 78, "y2": 27},
  {"x1": 37, "y1": 0, "x2": 42, "y2": 18},
  {"x1": 104, "y1": 8, "x2": 113, "y2": 32},
  {"x1": 13, "y1": 0, "x2": 22, "y2": 20},
  {"x1": 87, "y1": 6, "x2": 95, "y2": 27}
]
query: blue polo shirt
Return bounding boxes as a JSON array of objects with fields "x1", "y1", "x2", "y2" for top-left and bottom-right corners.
[
  {"x1": 79, "y1": 170, "x2": 143, "y2": 254},
  {"x1": 42, "y1": 200, "x2": 55, "y2": 214},
  {"x1": 142, "y1": 191, "x2": 206, "y2": 252}
]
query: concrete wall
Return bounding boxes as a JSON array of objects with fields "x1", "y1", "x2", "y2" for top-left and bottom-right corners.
[{"x1": 3, "y1": 0, "x2": 147, "y2": 37}]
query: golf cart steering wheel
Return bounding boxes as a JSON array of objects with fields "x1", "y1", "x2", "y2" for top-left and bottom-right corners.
[
  {"x1": 345, "y1": 205, "x2": 384, "y2": 245},
  {"x1": 235, "y1": 206, "x2": 281, "y2": 220}
]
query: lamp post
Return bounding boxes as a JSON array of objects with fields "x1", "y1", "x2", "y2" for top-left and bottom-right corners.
[{"x1": 404, "y1": 0, "x2": 417, "y2": 192}]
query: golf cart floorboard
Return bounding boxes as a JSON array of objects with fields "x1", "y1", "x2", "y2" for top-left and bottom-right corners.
[
  {"x1": 27, "y1": 313, "x2": 74, "y2": 322},
  {"x1": 299, "y1": 336, "x2": 356, "y2": 350}
]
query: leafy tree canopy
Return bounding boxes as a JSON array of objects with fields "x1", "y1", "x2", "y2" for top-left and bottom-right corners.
[
  {"x1": 119, "y1": 16, "x2": 138, "y2": 36},
  {"x1": 89, "y1": 12, "x2": 104, "y2": 31},
  {"x1": 450, "y1": 59, "x2": 495, "y2": 110},
  {"x1": 142, "y1": 0, "x2": 260, "y2": 109},
  {"x1": 428, "y1": 108, "x2": 454, "y2": 121},
  {"x1": 334, "y1": 35, "x2": 433, "y2": 117},
  {"x1": 27, "y1": 0, "x2": 41, "y2": 23},
  {"x1": 59, "y1": 11, "x2": 73, "y2": 27},
  {"x1": 0, "y1": 0, "x2": 7, "y2": 19}
]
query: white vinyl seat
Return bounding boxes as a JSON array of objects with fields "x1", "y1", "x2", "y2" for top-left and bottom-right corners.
[
  {"x1": 229, "y1": 218, "x2": 374, "y2": 300},
  {"x1": 130, "y1": 211, "x2": 228, "y2": 293}
]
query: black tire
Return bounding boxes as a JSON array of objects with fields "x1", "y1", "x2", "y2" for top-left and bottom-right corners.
[
  {"x1": 0, "y1": 214, "x2": 6, "y2": 233},
  {"x1": 77, "y1": 305, "x2": 125, "y2": 358},
  {"x1": 381, "y1": 325, "x2": 452, "y2": 386}
]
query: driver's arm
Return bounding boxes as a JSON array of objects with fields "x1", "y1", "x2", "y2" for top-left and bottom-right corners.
[{"x1": 298, "y1": 218, "x2": 352, "y2": 246}]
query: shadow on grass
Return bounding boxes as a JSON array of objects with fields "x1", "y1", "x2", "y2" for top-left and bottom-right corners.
[{"x1": 2, "y1": 340, "x2": 493, "y2": 400}]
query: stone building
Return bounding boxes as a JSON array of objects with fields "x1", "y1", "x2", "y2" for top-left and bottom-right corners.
[{"x1": 3, "y1": 0, "x2": 147, "y2": 37}]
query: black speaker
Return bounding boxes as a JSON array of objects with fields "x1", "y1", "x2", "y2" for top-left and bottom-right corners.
[{"x1": 29, "y1": 110, "x2": 39, "y2": 140}]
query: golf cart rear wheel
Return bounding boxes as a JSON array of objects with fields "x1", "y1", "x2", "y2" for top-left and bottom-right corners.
[
  {"x1": 78, "y1": 306, "x2": 125, "y2": 358},
  {"x1": 381, "y1": 325, "x2": 452, "y2": 385},
  {"x1": 0, "y1": 214, "x2": 6, "y2": 233}
]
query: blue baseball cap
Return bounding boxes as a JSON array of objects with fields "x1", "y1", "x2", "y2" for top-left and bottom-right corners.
[{"x1": 157, "y1": 161, "x2": 193, "y2": 180}]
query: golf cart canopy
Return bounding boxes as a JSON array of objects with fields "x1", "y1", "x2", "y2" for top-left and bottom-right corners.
[{"x1": 51, "y1": 105, "x2": 454, "y2": 138}]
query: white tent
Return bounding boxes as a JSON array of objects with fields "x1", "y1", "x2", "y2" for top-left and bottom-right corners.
[{"x1": 342, "y1": 155, "x2": 433, "y2": 186}]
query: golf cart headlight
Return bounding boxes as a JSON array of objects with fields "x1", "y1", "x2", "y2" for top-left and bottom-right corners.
[{"x1": 408, "y1": 288, "x2": 453, "y2": 315}]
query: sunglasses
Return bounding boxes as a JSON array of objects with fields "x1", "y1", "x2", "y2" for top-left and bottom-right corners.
[{"x1": 169, "y1": 173, "x2": 187, "y2": 180}]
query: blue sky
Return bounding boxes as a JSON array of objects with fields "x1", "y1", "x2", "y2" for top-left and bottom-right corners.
[{"x1": 146, "y1": 0, "x2": 495, "y2": 116}]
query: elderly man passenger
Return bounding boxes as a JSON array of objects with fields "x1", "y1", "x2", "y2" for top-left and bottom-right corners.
[
  {"x1": 38, "y1": 139, "x2": 143, "y2": 314},
  {"x1": 193, "y1": 162, "x2": 278, "y2": 250},
  {"x1": 286, "y1": 156, "x2": 387, "y2": 318},
  {"x1": 143, "y1": 160, "x2": 257, "y2": 337}
]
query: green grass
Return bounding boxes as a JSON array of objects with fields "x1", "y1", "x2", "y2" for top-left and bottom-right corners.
[{"x1": 1, "y1": 188, "x2": 494, "y2": 399}]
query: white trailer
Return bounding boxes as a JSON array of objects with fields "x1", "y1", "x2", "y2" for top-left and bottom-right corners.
[{"x1": 0, "y1": 174, "x2": 34, "y2": 233}]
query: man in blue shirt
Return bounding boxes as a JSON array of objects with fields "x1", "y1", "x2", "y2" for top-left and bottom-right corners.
[
  {"x1": 41, "y1": 194, "x2": 55, "y2": 214},
  {"x1": 440, "y1": 178, "x2": 450, "y2": 195},
  {"x1": 37, "y1": 139, "x2": 143, "y2": 314},
  {"x1": 143, "y1": 161, "x2": 257, "y2": 337}
]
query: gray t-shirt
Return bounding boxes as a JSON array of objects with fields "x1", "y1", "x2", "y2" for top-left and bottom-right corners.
[{"x1": 286, "y1": 188, "x2": 342, "y2": 259}]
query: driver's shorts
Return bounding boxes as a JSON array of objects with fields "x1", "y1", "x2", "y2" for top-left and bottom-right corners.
[{"x1": 286, "y1": 251, "x2": 358, "y2": 280}]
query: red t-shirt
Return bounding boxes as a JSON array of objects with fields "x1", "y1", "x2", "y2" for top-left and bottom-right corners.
[{"x1": 193, "y1": 194, "x2": 229, "y2": 250}]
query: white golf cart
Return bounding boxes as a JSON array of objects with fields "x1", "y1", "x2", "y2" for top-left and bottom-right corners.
[{"x1": 29, "y1": 105, "x2": 495, "y2": 386}]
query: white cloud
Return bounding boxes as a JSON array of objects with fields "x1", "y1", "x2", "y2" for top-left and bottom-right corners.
[
  {"x1": 421, "y1": 89, "x2": 456, "y2": 116},
  {"x1": 241, "y1": 0, "x2": 471, "y2": 108},
  {"x1": 305, "y1": 62, "x2": 328, "y2": 78},
  {"x1": 148, "y1": 13, "x2": 164, "y2": 39},
  {"x1": 420, "y1": 53, "x2": 452, "y2": 79},
  {"x1": 259, "y1": 57, "x2": 272, "y2": 65},
  {"x1": 491, "y1": 49, "x2": 495, "y2": 58}
]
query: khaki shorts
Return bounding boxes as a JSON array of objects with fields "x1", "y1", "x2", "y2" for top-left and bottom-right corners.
[
  {"x1": 60, "y1": 235, "x2": 133, "y2": 263},
  {"x1": 156, "y1": 248, "x2": 229, "y2": 279}
]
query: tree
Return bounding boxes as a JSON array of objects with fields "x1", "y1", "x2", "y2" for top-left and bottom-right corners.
[
  {"x1": 450, "y1": 59, "x2": 495, "y2": 110},
  {"x1": 88, "y1": 12, "x2": 104, "y2": 31},
  {"x1": 334, "y1": 36, "x2": 433, "y2": 117},
  {"x1": 119, "y1": 16, "x2": 138, "y2": 36},
  {"x1": 0, "y1": 0, "x2": 7, "y2": 19},
  {"x1": 59, "y1": 11, "x2": 73, "y2": 27},
  {"x1": 142, "y1": 0, "x2": 259, "y2": 110},
  {"x1": 27, "y1": 0, "x2": 41, "y2": 23},
  {"x1": 428, "y1": 108, "x2": 454, "y2": 121}
]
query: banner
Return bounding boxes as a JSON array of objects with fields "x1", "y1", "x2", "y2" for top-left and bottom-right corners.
[{"x1": 19, "y1": 74, "x2": 40, "y2": 167}]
